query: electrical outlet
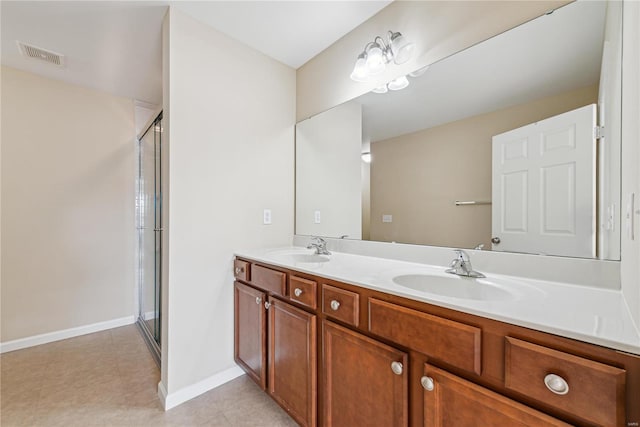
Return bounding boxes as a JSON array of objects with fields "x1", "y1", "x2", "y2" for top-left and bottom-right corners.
[
  {"x1": 314, "y1": 210, "x2": 321, "y2": 224},
  {"x1": 382, "y1": 214, "x2": 393, "y2": 223},
  {"x1": 263, "y1": 209, "x2": 272, "y2": 225}
]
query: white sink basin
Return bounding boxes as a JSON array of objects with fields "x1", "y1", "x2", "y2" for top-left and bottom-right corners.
[
  {"x1": 266, "y1": 249, "x2": 330, "y2": 265},
  {"x1": 392, "y1": 273, "x2": 515, "y2": 301},
  {"x1": 286, "y1": 254, "x2": 330, "y2": 263}
]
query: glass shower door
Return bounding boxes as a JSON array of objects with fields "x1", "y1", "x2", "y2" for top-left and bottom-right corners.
[{"x1": 137, "y1": 113, "x2": 162, "y2": 362}]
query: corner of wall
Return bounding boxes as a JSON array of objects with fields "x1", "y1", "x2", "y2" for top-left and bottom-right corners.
[
  {"x1": 160, "y1": 5, "x2": 171, "y2": 396},
  {"x1": 159, "y1": 366, "x2": 244, "y2": 411},
  {"x1": 621, "y1": 0, "x2": 640, "y2": 329}
]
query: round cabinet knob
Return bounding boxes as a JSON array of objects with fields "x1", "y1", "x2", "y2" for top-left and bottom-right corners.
[
  {"x1": 255, "y1": 297, "x2": 262, "y2": 305},
  {"x1": 330, "y1": 300, "x2": 340, "y2": 311},
  {"x1": 491, "y1": 237, "x2": 501, "y2": 244},
  {"x1": 294, "y1": 288, "x2": 303, "y2": 297},
  {"x1": 390, "y1": 361, "x2": 403, "y2": 375},
  {"x1": 544, "y1": 374, "x2": 569, "y2": 395},
  {"x1": 264, "y1": 301, "x2": 272, "y2": 310},
  {"x1": 420, "y1": 376, "x2": 435, "y2": 391}
]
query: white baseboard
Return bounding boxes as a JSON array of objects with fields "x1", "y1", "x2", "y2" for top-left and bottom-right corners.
[
  {"x1": 159, "y1": 365, "x2": 245, "y2": 410},
  {"x1": 0, "y1": 315, "x2": 136, "y2": 353}
]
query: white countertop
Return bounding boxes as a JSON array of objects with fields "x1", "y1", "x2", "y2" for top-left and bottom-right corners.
[{"x1": 235, "y1": 246, "x2": 640, "y2": 355}]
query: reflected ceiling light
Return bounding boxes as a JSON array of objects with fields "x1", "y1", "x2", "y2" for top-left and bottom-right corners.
[
  {"x1": 371, "y1": 85, "x2": 388, "y2": 94},
  {"x1": 361, "y1": 152, "x2": 372, "y2": 163},
  {"x1": 387, "y1": 75, "x2": 409, "y2": 91},
  {"x1": 408, "y1": 65, "x2": 430, "y2": 78},
  {"x1": 350, "y1": 30, "x2": 416, "y2": 82},
  {"x1": 370, "y1": 64, "x2": 429, "y2": 94}
]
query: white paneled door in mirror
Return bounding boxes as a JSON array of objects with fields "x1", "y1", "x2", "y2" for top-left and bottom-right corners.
[{"x1": 492, "y1": 104, "x2": 596, "y2": 258}]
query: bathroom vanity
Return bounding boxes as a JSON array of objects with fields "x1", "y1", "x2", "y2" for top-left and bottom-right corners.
[{"x1": 233, "y1": 248, "x2": 640, "y2": 427}]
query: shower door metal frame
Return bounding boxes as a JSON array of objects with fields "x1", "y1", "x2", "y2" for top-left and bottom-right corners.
[{"x1": 136, "y1": 111, "x2": 163, "y2": 366}]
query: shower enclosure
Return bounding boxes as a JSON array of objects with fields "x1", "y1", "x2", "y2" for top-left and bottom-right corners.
[{"x1": 136, "y1": 112, "x2": 163, "y2": 364}]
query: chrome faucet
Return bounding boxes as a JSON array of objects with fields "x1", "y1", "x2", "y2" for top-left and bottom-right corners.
[
  {"x1": 307, "y1": 236, "x2": 331, "y2": 255},
  {"x1": 445, "y1": 249, "x2": 485, "y2": 278}
]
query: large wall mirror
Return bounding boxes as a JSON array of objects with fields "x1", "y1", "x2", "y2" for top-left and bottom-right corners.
[{"x1": 296, "y1": 0, "x2": 622, "y2": 260}]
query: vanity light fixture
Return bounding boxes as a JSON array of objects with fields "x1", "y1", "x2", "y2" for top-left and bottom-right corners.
[
  {"x1": 387, "y1": 75, "x2": 410, "y2": 91},
  {"x1": 371, "y1": 85, "x2": 388, "y2": 94},
  {"x1": 408, "y1": 65, "x2": 430, "y2": 78},
  {"x1": 361, "y1": 152, "x2": 372, "y2": 163},
  {"x1": 370, "y1": 64, "x2": 430, "y2": 94},
  {"x1": 350, "y1": 30, "x2": 416, "y2": 82}
]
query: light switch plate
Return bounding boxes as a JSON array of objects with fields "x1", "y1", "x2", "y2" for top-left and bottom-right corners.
[
  {"x1": 314, "y1": 211, "x2": 321, "y2": 224},
  {"x1": 382, "y1": 214, "x2": 393, "y2": 223},
  {"x1": 263, "y1": 209, "x2": 272, "y2": 225}
]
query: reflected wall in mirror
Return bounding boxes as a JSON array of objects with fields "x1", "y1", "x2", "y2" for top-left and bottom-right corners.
[{"x1": 295, "y1": 0, "x2": 622, "y2": 260}]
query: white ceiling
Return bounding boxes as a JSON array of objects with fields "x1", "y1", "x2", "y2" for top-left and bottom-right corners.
[
  {"x1": 171, "y1": 1, "x2": 391, "y2": 69},
  {"x1": 0, "y1": 1, "x2": 391, "y2": 105},
  {"x1": 358, "y1": 1, "x2": 607, "y2": 143}
]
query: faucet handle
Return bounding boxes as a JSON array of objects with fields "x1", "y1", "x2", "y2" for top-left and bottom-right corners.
[{"x1": 453, "y1": 249, "x2": 470, "y2": 262}]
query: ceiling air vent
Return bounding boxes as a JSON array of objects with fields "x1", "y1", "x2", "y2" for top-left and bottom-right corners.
[{"x1": 17, "y1": 41, "x2": 65, "y2": 66}]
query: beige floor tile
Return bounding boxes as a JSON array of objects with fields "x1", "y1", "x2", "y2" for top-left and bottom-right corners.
[
  {"x1": 0, "y1": 405, "x2": 38, "y2": 427},
  {"x1": 0, "y1": 325, "x2": 299, "y2": 426}
]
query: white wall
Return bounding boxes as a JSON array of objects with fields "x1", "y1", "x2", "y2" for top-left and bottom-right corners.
[
  {"x1": 296, "y1": 101, "x2": 362, "y2": 239},
  {"x1": 161, "y1": 8, "x2": 295, "y2": 403},
  {"x1": 1, "y1": 66, "x2": 136, "y2": 343},
  {"x1": 620, "y1": 0, "x2": 640, "y2": 328}
]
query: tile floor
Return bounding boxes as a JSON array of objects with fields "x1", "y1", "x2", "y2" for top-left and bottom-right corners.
[{"x1": 0, "y1": 325, "x2": 298, "y2": 426}]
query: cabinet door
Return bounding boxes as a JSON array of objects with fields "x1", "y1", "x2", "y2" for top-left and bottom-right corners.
[
  {"x1": 234, "y1": 281, "x2": 267, "y2": 389},
  {"x1": 422, "y1": 364, "x2": 570, "y2": 427},
  {"x1": 323, "y1": 320, "x2": 408, "y2": 427},
  {"x1": 268, "y1": 298, "x2": 317, "y2": 427}
]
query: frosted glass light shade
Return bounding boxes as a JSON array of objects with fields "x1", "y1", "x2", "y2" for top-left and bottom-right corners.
[
  {"x1": 365, "y1": 43, "x2": 386, "y2": 75},
  {"x1": 371, "y1": 85, "x2": 388, "y2": 94},
  {"x1": 350, "y1": 53, "x2": 368, "y2": 82},
  {"x1": 361, "y1": 152, "x2": 372, "y2": 163},
  {"x1": 390, "y1": 32, "x2": 415, "y2": 64},
  {"x1": 408, "y1": 65, "x2": 430, "y2": 78},
  {"x1": 388, "y1": 75, "x2": 409, "y2": 91}
]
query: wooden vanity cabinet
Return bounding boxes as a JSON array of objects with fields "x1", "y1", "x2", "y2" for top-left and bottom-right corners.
[
  {"x1": 323, "y1": 320, "x2": 408, "y2": 427},
  {"x1": 234, "y1": 265, "x2": 317, "y2": 427},
  {"x1": 268, "y1": 298, "x2": 317, "y2": 427},
  {"x1": 234, "y1": 258, "x2": 640, "y2": 427},
  {"x1": 234, "y1": 281, "x2": 266, "y2": 388}
]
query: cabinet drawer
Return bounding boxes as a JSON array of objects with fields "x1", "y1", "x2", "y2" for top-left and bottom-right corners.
[
  {"x1": 234, "y1": 259, "x2": 250, "y2": 281},
  {"x1": 369, "y1": 298, "x2": 481, "y2": 375},
  {"x1": 322, "y1": 284, "x2": 359, "y2": 327},
  {"x1": 423, "y1": 364, "x2": 570, "y2": 426},
  {"x1": 251, "y1": 264, "x2": 286, "y2": 296},
  {"x1": 505, "y1": 337, "x2": 625, "y2": 426},
  {"x1": 289, "y1": 276, "x2": 317, "y2": 309}
]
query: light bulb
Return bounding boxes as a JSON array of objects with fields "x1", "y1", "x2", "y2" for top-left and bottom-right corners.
[
  {"x1": 365, "y1": 42, "x2": 386, "y2": 75},
  {"x1": 390, "y1": 32, "x2": 415, "y2": 64},
  {"x1": 387, "y1": 75, "x2": 409, "y2": 91}
]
